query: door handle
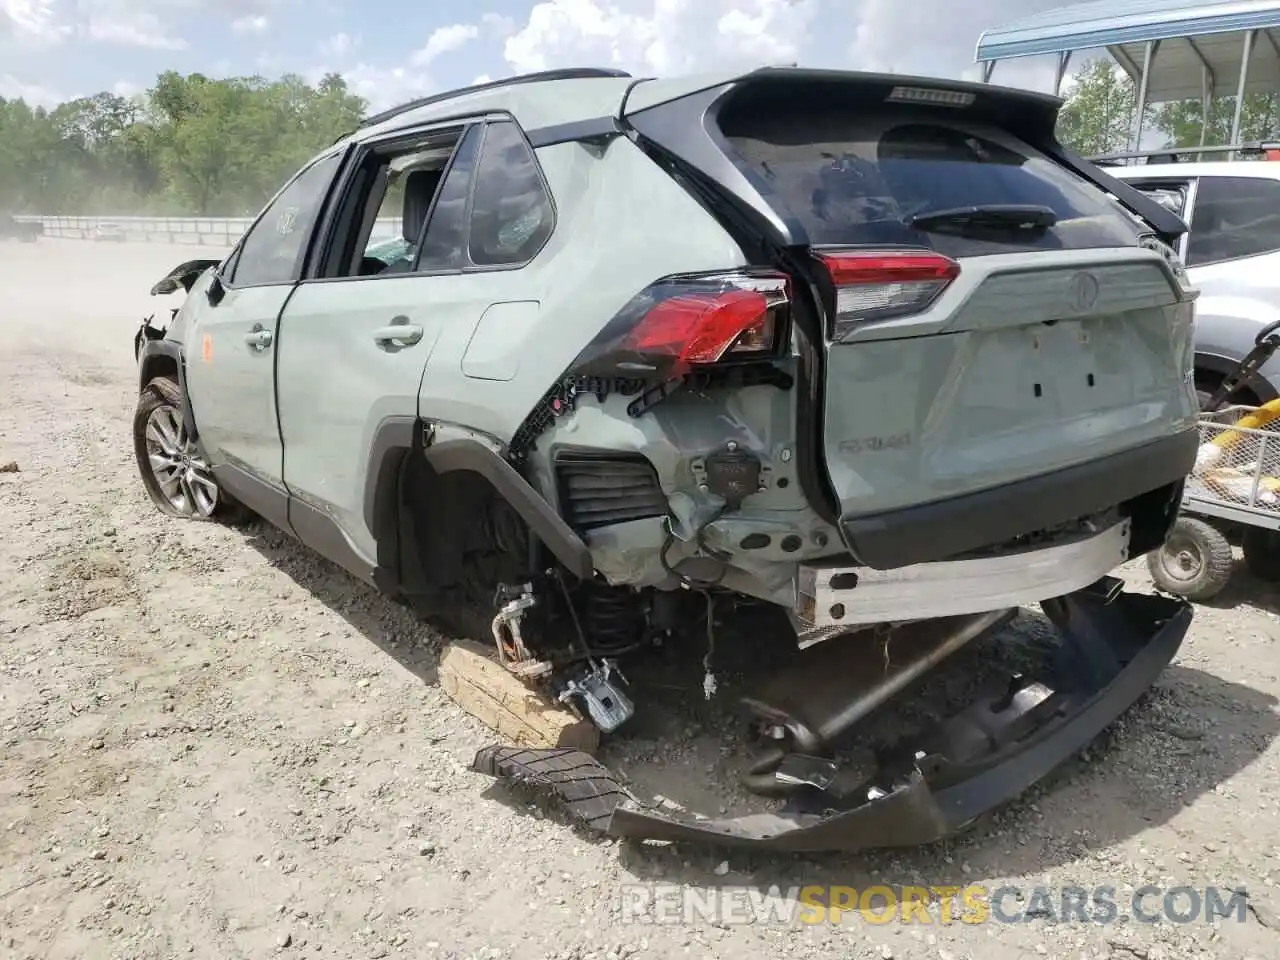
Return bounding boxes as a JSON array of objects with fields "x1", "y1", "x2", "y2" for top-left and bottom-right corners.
[
  {"x1": 244, "y1": 325, "x2": 273, "y2": 349},
  {"x1": 372, "y1": 322, "x2": 424, "y2": 347}
]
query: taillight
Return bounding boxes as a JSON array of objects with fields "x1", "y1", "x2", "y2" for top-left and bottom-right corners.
[
  {"x1": 817, "y1": 249, "x2": 959, "y2": 341},
  {"x1": 567, "y1": 271, "x2": 789, "y2": 380}
]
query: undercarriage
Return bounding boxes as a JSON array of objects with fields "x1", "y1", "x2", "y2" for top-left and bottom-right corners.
[
  {"x1": 398, "y1": 446, "x2": 1192, "y2": 852},
  {"x1": 463, "y1": 555, "x2": 1190, "y2": 850}
]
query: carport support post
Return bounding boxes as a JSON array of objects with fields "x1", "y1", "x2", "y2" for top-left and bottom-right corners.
[
  {"x1": 1201, "y1": 64, "x2": 1212, "y2": 145},
  {"x1": 1230, "y1": 29, "x2": 1257, "y2": 160},
  {"x1": 982, "y1": 60, "x2": 996, "y2": 83},
  {"x1": 1132, "y1": 40, "x2": 1158, "y2": 153},
  {"x1": 1053, "y1": 51, "x2": 1073, "y2": 97}
]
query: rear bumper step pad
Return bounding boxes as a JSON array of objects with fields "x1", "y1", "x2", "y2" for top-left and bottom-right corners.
[{"x1": 470, "y1": 588, "x2": 1191, "y2": 852}]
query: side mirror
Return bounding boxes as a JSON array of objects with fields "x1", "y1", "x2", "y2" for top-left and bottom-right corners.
[{"x1": 207, "y1": 273, "x2": 226, "y2": 306}]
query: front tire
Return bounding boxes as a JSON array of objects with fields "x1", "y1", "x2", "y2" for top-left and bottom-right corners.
[
  {"x1": 1146, "y1": 516, "x2": 1234, "y2": 601},
  {"x1": 133, "y1": 375, "x2": 244, "y2": 522}
]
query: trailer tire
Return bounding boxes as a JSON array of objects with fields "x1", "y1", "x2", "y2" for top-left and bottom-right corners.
[
  {"x1": 1242, "y1": 527, "x2": 1280, "y2": 581},
  {"x1": 1146, "y1": 517, "x2": 1234, "y2": 601}
]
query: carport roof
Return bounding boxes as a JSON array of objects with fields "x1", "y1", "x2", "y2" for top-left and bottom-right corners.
[{"x1": 975, "y1": 0, "x2": 1280, "y2": 102}]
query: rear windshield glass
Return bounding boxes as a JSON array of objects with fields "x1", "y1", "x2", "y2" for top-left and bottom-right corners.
[{"x1": 718, "y1": 108, "x2": 1144, "y2": 257}]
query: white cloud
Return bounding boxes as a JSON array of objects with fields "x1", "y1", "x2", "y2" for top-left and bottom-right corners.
[
  {"x1": 490, "y1": 0, "x2": 1110, "y2": 96},
  {"x1": 502, "y1": 0, "x2": 816, "y2": 76},
  {"x1": 480, "y1": 12, "x2": 516, "y2": 38},
  {"x1": 472, "y1": 73, "x2": 492, "y2": 85},
  {"x1": 318, "y1": 30, "x2": 356, "y2": 59},
  {"x1": 111, "y1": 78, "x2": 142, "y2": 97},
  {"x1": 340, "y1": 62, "x2": 434, "y2": 112},
  {"x1": 0, "y1": 72, "x2": 68, "y2": 105},
  {"x1": 411, "y1": 22, "x2": 479, "y2": 66},
  {"x1": 1, "y1": 0, "x2": 71, "y2": 43},
  {"x1": 230, "y1": 13, "x2": 267, "y2": 35},
  {"x1": 84, "y1": 0, "x2": 187, "y2": 49},
  {"x1": 336, "y1": 20, "x2": 482, "y2": 105}
]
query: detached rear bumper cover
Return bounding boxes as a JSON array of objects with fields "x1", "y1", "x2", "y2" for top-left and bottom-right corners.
[{"x1": 471, "y1": 590, "x2": 1191, "y2": 852}]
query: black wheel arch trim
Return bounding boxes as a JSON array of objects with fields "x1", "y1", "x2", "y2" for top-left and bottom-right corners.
[
  {"x1": 364, "y1": 415, "x2": 421, "y2": 577},
  {"x1": 137, "y1": 339, "x2": 200, "y2": 441},
  {"x1": 423, "y1": 437, "x2": 596, "y2": 581},
  {"x1": 363, "y1": 420, "x2": 596, "y2": 583}
]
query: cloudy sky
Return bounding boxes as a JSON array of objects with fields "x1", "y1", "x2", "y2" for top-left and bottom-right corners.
[{"x1": 1, "y1": 0, "x2": 1088, "y2": 110}]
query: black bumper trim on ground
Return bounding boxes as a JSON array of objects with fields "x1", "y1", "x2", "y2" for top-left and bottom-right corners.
[
  {"x1": 471, "y1": 590, "x2": 1192, "y2": 853},
  {"x1": 840, "y1": 429, "x2": 1199, "y2": 571}
]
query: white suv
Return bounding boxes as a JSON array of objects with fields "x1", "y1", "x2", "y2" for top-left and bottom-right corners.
[{"x1": 1112, "y1": 159, "x2": 1280, "y2": 406}]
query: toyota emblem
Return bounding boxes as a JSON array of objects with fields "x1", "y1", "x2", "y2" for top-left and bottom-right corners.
[{"x1": 1069, "y1": 272, "x2": 1100, "y2": 313}]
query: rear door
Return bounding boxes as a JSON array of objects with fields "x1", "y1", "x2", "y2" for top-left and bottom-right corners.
[
  {"x1": 275, "y1": 116, "x2": 558, "y2": 572},
  {"x1": 183, "y1": 150, "x2": 345, "y2": 523}
]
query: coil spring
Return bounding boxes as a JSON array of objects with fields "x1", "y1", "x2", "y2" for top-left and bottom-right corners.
[{"x1": 578, "y1": 581, "x2": 643, "y2": 656}]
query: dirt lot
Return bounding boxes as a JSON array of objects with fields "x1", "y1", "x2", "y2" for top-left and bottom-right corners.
[{"x1": 2, "y1": 239, "x2": 1280, "y2": 960}]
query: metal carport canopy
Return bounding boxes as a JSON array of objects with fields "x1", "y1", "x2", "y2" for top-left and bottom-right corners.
[{"x1": 975, "y1": 0, "x2": 1280, "y2": 103}]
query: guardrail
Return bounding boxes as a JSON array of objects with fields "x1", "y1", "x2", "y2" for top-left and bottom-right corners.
[{"x1": 13, "y1": 215, "x2": 403, "y2": 246}]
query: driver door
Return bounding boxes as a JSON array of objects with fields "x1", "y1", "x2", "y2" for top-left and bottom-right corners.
[{"x1": 183, "y1": 150, "x2": 345, "y2": 526}]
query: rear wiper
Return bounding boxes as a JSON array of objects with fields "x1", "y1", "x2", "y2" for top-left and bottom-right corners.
[{"x1": 905, "y1": 204, "x2": 1059, "y2": 232}]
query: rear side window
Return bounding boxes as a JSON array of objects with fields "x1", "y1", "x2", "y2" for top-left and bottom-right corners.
[
  {"x1": 1187, "y1": 176, "x2": 1280, "y2": 266},
  {"x1": 467, "y1": 120, "x2": 555, "y2": 267},
  {"x1": 719, "y1": 108, "x2": 1143, "y2": 258}
]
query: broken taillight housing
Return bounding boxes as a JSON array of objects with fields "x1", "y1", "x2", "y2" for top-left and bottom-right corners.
[
  {"x1": 567, "y1": 270, "x2": 790, "y2": 379},
  {"x1": 817, "y1": 249, "x2": 960, "y2": 342}
]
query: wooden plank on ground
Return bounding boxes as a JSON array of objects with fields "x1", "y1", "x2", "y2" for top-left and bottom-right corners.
[{"x1": 439, "y1": 638, "x2": 599, "y2": 754}]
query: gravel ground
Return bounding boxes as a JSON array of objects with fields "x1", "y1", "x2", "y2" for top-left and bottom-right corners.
[{"x1": 3, "y1": 239, "x2": 1280, "y2": 960}]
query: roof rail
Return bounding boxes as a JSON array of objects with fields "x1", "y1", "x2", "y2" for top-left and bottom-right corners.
[
  {"x1": 355, "y1": 67, "x2": 633, "y2": 131},
  {"x1": 1087, "y1": 142, "x2": 1280, "y2": 165}
]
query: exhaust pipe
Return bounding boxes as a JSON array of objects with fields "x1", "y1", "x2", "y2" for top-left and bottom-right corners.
[{"x1": 742, "y1": 608, "x2": 1018, "y2": 757}]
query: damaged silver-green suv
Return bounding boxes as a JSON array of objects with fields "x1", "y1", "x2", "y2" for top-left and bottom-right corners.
[{"x1": 132, "y1": 66, "x2": 1200, "y2": 852}]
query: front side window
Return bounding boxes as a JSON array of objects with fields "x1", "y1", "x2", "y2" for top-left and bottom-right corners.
[
  {"x1": 231, "y1": 152, "x2": 343, "y2": 287},
  {"x1": 1188, "y1": 176, "x2": 1280, "y2": 266}
]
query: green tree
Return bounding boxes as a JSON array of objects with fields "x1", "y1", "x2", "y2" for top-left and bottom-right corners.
[
  {"x1": 0, "y1": 70, "x2": 366, "y2": 215},
  {"x1": 1056, "y1": 59, "x2": 1143, "y2": 156},
  {"x1": 1154, "y1": 93, "x2": 1280, "y2": 149}
]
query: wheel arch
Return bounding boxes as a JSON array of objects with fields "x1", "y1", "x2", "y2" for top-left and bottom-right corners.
[
  {"x1": 137, "y1": 340, "x2": 200, "y2": 439},
  {"x1": 364, "y1": 419, "x2": 596, "y2": 590}
]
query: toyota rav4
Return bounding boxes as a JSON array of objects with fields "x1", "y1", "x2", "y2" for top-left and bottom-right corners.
[{"x1": 132, "y1": 66, "x2": 1199, "y2": 851}]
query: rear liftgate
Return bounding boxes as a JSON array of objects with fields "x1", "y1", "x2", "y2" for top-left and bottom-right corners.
[{"x1": 472, "y1": 580, "x2": 1191, "y2": 851}]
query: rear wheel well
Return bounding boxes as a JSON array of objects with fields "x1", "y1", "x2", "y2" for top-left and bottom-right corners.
[{"x1": 390, "y1": 453, "x2": 537, "y2": 640}]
